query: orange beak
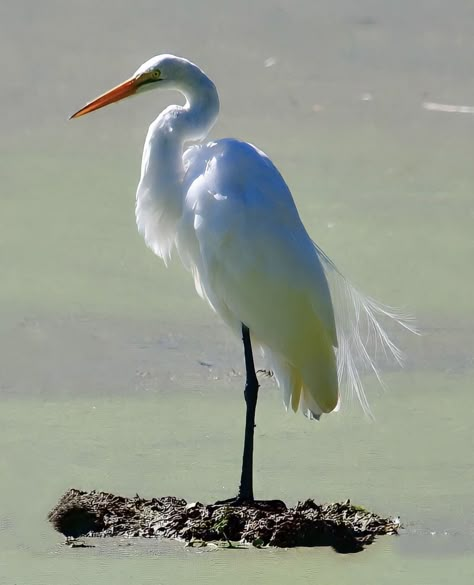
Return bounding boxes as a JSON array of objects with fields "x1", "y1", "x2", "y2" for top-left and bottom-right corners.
[{"x1": 70, "y1": 77, "x2": 139, "y2": 119}]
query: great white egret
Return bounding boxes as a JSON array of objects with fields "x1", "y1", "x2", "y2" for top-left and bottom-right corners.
[{"x1": 71, "y1": 54, "x2": 415, "y2": 503}]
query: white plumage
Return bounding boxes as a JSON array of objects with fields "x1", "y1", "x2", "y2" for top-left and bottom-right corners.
[
  {"x1": 71, "y1": 53, "x2": 416, "y2": 500},
  {"x1": 71, "y1": 54, "x2": 417, "y2": 420},
  {"x1": 128, "y1": 55, "x2": 415, "y2": 420}
]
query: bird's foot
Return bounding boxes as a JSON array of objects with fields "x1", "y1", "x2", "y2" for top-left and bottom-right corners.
[
  {"x1": 213, "y1": 496, "x2": 249, "y2": 507},
  {"x1": 213, "y1": 496, "x2": 287, "y2": 512}
]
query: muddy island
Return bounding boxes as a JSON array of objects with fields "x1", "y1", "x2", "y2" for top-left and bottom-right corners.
[{"x1": 49, "y1": 489, "x2": 399, "y2": 553}]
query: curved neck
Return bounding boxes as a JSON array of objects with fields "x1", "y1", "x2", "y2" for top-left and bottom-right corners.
[
  {"x1": 136, "y1": 64, "x2": 219, "y2": 261},
  {"x1": 177, "y1": 68, "x2": 220, "y2": 142},
  {"x1": 140, "y1": 67, "x2": 219, "y2": 188}
]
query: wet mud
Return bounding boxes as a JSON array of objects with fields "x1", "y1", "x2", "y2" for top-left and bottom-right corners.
[{"x1": 49, "y1": 489, "x2": 399, "y2": 553}]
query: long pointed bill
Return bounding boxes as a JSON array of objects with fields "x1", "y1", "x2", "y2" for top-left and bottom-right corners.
[{"x1": 70, "y1": 77, "x2": 139, "y2": 119}]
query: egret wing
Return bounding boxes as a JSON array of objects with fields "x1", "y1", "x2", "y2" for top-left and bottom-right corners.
[{"x1": 178, "y1": 139, "x2": 339, "y2": 416}]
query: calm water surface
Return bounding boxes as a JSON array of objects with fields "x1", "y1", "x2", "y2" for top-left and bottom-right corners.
[{"x1": 1, "y1": 0, "x2": 473, "y2": 583}]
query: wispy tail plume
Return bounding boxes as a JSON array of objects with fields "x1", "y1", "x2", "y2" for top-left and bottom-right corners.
[{"x1": 313, "y1": 243, "x2": 419, "y2": 417}]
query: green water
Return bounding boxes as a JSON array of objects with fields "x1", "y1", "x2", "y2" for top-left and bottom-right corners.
[
  {"x1": 1, "y1": 372, "x2": 474, "y2": 583},
  {"x1": 1, "y1": 0, "x2": 473, "y2": 582}
]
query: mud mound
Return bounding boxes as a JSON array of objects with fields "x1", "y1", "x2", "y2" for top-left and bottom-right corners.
[{"x1": 49, "y1": 489, "x2": 399, "y2": 553}]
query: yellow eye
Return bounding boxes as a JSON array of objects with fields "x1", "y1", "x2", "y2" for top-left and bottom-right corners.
[{"x1": 152, "y1": 70, "x2": 161, "y2": 79}]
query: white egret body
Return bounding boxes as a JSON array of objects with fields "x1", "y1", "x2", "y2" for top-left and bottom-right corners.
[{"x1": 71, "y1": 55, "x2": 415, "y2": 502}]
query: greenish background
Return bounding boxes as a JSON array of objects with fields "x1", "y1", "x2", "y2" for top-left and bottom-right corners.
[{"x1": 1, "y1": 0, "x2": 473, "y2": 583}]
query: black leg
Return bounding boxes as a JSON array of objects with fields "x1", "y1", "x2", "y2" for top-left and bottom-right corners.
[
  {"x1": 212, "y1": 325, "x2": 287, "y2": 511},
  {"x1": 237, "y1": 323, "x2": 259, "y2": 502}
]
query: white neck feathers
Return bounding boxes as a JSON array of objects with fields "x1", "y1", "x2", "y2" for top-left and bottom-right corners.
[{"x1": 135, "y1": 63, "x2": 219, "y2": 263}]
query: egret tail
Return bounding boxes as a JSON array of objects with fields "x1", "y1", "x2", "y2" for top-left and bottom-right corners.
[
  {"x1": 314, "y1": 243, "x2": 419, "y2": 417},
  {"x1": 262, "y1": 318, "x2": 339, "y2": 420}
]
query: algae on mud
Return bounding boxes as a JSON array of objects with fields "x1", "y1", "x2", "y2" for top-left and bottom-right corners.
[{"x1": 49, "y1": 488, "x2": 399, "y2": 553}]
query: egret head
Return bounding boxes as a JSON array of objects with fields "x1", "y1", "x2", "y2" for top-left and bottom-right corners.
[{"x1": 70, "y1": 54, "x2": 204, "y2": 119}]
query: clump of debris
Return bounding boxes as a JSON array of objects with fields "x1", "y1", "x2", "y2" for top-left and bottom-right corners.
[{"x1": 48, "y1": 489, "x2": 399, "y2": 553}]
